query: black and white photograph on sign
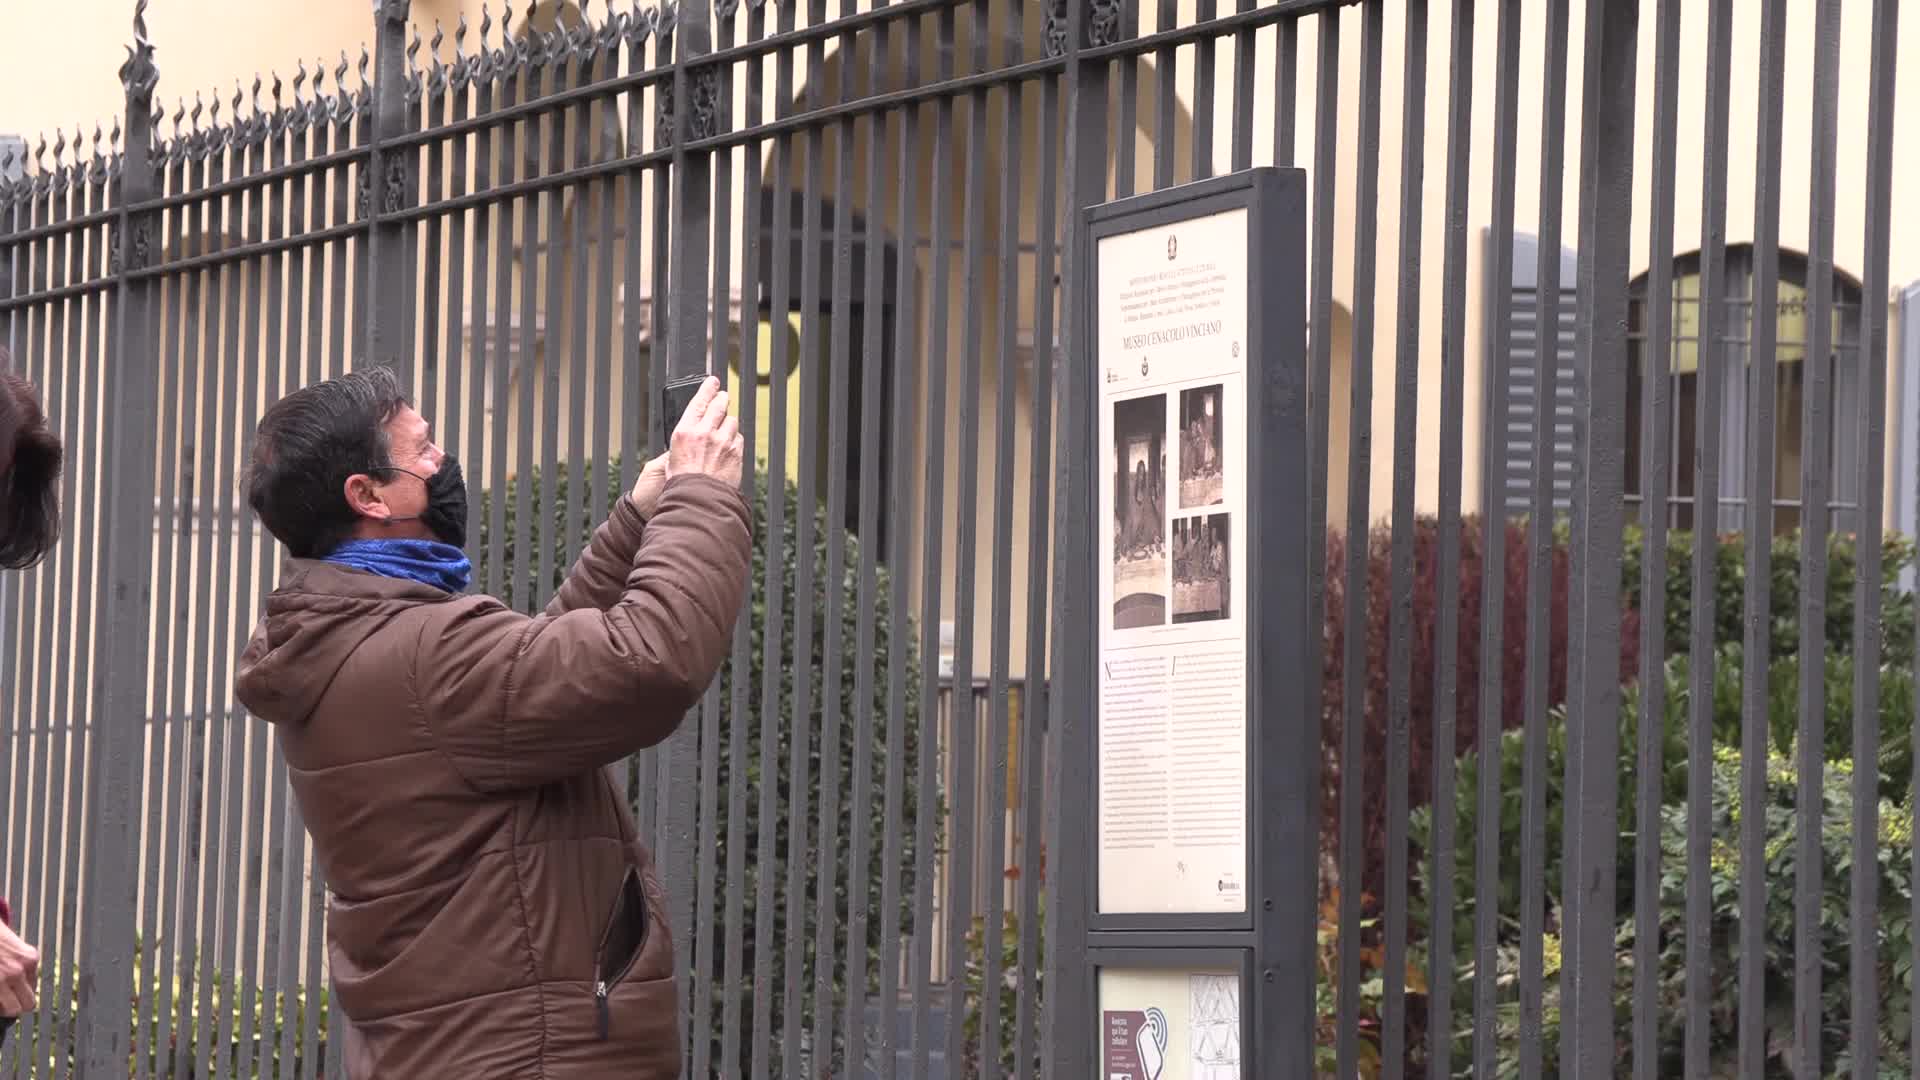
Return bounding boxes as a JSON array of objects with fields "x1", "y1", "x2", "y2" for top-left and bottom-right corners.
[
  {"x1": 1179, "y1": 385, "x2": 1224, "y2": 509},
  {"x1": 1172, "y1": 514, "x2": 1231, "y2": 624},
  {"x1": 1112, "y1": 394, "x2": 1168, "y2": 630}
]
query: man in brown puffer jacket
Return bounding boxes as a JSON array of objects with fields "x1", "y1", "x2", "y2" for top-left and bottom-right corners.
[{"x1": 234, "y1": 367, "x2": 749, "y2": 1078}]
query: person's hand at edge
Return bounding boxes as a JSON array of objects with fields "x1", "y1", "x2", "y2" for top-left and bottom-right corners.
[{"x1": 0, "y1": 918, "x2": 38, "y2": 1017}]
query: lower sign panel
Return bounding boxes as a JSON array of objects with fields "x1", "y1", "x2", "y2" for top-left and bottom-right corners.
[{"x1": 1098, "y1": 966, "x2": 1244, "y2": 1080}]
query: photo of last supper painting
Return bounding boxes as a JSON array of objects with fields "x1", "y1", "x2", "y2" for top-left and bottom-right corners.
[
  {"x1": 1112, "y1": 394, "x2": 1168, "y2": 630},
  {"x1": 1173, "y1": 514, "x2": 1231, "y2": 624},
  {"x1": 1179, "y1": 384, "x2": 1225, "y2": 509}
]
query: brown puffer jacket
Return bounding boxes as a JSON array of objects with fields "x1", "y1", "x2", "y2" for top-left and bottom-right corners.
[{"x1": 234, "y1": 475, "x2": 751, "y2": 1079}]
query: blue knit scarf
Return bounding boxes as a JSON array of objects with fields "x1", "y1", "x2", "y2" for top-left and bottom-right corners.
[{"x1": 323, "y1": 538, "x2": 473, "y2": 594}]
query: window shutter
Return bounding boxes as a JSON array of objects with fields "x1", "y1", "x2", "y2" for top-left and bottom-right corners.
[{"x1": 1487, "y1": 231, "x2": 1580, "y2": 516}]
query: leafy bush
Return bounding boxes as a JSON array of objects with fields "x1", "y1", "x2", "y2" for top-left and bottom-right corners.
[
  {"x1": 1413, "y1": 653, "x2": 1916, "y2": 1076},
  {"x1": 1332, "y1": 522, "x2": 1913, "y2": 1072},
  {"x1": 8, "y1": 943, "x2": 332, "y2": 1078},
  {"x1": 1619, "y1": 526, "x2": 1916, "y2": 667},
  {"x1": 960, "y1": 891, "x2": 1044, "y2": 1079},
  {"x1": 1322, "y1": 515, "x2": 1639, "y2": 893},
  {"x1": 475, "y1": 462, "x2": 929, "y2": 1074}
]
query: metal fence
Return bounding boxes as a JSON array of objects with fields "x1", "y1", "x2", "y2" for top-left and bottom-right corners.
[{"x1": 0, "y1": 0, "x2": 1914, "y2": 1077}]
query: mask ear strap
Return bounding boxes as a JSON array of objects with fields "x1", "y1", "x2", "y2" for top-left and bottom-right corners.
[{"x1": 365, "y1": 465, "x2": 430, "y2": 526}]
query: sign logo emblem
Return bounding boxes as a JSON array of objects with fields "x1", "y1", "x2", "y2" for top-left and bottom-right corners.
[{"x1": 1166, "y1": 234, "x2": 1178, "y2": 261}]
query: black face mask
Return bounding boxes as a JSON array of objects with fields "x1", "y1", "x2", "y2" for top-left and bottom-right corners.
[{"x1": 377, "y1": 456, "x2": 470, "y2": 550}]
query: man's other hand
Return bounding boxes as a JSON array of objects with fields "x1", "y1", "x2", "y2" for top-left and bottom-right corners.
[
  {"x1": 629, "y1": 453, "x2": 670, "y2": 517},
  {"x1": 667, "y1": 376, "x2": 744, "y2": 489},
  {"x1": 0, "y1": 921, "x2": 38, "y2": 1017}
]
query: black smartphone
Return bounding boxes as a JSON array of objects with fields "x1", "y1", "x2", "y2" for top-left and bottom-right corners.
[{"x1": 658, "y1": 374, "x2": 709, "y2": 451}]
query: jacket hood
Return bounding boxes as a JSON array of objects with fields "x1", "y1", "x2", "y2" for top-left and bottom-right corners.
[{"x1": 234, "y1": 559, "x2": 455, "y2": 727}]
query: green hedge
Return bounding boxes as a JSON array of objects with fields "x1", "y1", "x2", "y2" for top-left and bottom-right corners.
[{"x1": 1414, "y1": 652, "x2": 1916, "y2": 1077}]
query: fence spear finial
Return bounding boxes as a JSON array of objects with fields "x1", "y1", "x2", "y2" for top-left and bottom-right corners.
[{"x1": 119, "y1": 0, "x2": 160, "y2": 97}]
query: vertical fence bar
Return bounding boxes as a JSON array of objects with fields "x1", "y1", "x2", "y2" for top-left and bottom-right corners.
[
  {"x1": 1851, "y1": 2, "x2": 1900, "y2": 1076},
  {"x1": 1228, "y1": 0, "x2": 1253, "y2": 171},
  {"x1": 751, "y1": 1, "x2": 797, "y2": 1071},
  {"x1": 6, "y1": 159, "x2": 44, "y2": 1080},
  {"x1": 1683, "y1": 1, "x2": 1734, "y2": 1075},
  {"x1": 512, "y1": 24, "x2": 544, "y2": 618},
  {"x1": 534, "y1": 33, "x2": 568, "y2": 616},
  {"x1": 229, "y1": 102, "x2": 269, "y2": 1080},
  {"x1": 16, "y1": 151, "x2": 53, "y2": 1080},
  {"x1": 1425, "y1": 2, "x2": 1472, "y2": 1075},
  {"x1": 137, "y1": 112, "x2": 187, "y2": 1080},
  {"x1": 807, "y1": 1, "x2": 858, "y2": 1071},
  {"x1": 683, "y1": 9, "x2": 732, "y2": 1066},
  {"x1": 841, "y1": 4, "x2": 888, "y2": 1073},
  {"x1": 1633, "y1": 0, "x2": 1681, "y2": 1074},
  {"x1": 257, "y1": 83, "x2": 298, "y2": 1080},
  {"x1": 1336, "y1": 2, "x2": 1383, "y2": 1074},
  {"x1": 1304, "y1": 9, "x2": 1339, "y2": 1061},
  {"x1": 1794, "y1": 6, "x2": 1843, "y2": 1077},
  {"x1": 1272, "y1": 17, "x2": 1296, "y2": 168},
  {"x1": 366, "y1": 1, "x2": 414, "y2": 371},
  {"x1": 209, "y1": 92, "x2": 251, "y2": 1080},
  {"x1": 909, "y1": 5, "x2": 957, "y2": 1073},
  {"x1": 562, "y1": 34, "x2": 592, "y2": 605},
  {"x1": 1527, "y1": 1, "x2": 1573, "y2": 1071},
  {"x1": 1113, "y1": 1, "x2": 1137, "y2": 200},
  {"x1": 40, "y1": 138, "x2": 79, "y2": 1080},
  {"x1": 780, "y1": 0, "x2": 826, "y2": 1070},
  {"x1": 1013, "y1": 31, "x2": 1061, "y2": 1080},
  {"x1": 1567, "y1": 0, "x2": 1636, "y2": 1071},
  {"x1": 878, "y1": 9, "x2": 925, "y2": 1077},
  {"x1": 808, "y1": 1, "x2": 853, "y2": 1063},
  {"x1": 0, "y1": 144, "x2": 24, "y2": 1080},
  {"x1": 479, "y1": 13, "x2": 513, "y2": 611},
  {"x1": 153, "y1": 112, "x2": 194, "y2": 1080},
  {"x1": 942, "y1": 0, "x2": 993, "y2": 1067},
  {"x1": 1739, "y1": 3, "x2": 1788, "y2": 1071},
  {"x1": 721, "y1": 3, "x2": 763, "y2": 1074},
  {"x1": 1472, "y1": 0, "x2": 1521, "y2": 1072},
  {"x1": 0, "y1": 149, "x2": 17, "y2": 1077},
  {"x1": 79, "y1": 8, "x2": 163, "y2": 1067},
  {"x1": 1381, "y1": 1, "x2": 1426, "y2": 1073},
  {"x1": 1190, "y1": 0, "x2": 1214, "y2": 179},
  {"x1": 170, "y1": 119, "x2": 210, "y2": 1080},
  {"x1": 978, "y1": 0, "x2": 1029, "y2": 1067},
  {"x1": 1152, "y1": 0, "x2": 1176, "y2": 190},
  {"x1": 1044, "y1": 0, "x2": 1109, "y2": 1072}
]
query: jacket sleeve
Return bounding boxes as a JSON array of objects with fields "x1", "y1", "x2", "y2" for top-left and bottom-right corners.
[
  {"x1": 542, "y1": 493, "x2": 649, "y2": 617},
  {"x1": 416, "y1": 474, "x2": 753, "y2": 793}
]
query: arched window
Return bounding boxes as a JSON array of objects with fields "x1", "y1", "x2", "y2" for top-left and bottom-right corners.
[{"x1": 1626, "y1": 246, "x2": 1865, "y2": 535}]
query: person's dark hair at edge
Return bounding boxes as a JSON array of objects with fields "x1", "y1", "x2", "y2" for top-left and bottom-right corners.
[
  {"x1": 0, "y1": 348, "x2": 64, "y2": 570},
  {"x1": 245, "y1": 366, "x2": 412, "y2": 559}
]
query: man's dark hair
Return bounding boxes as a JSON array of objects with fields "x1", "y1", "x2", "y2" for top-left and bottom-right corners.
[
  {"x1": 245, "y1": 367, "x2": 412, "y2": 559},
  {"x1": 0, "y1": 351, "x2": 64, "y2": 570}
]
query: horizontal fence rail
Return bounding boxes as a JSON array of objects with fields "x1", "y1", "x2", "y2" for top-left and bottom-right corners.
[{"x1": 0, "y1": 0, "x2": 1913, "y2": 1077}]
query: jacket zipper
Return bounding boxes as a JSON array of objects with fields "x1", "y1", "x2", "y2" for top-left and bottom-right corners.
[{"x1": 591, "y1": 865, "x2": 647, "y2": 1042}]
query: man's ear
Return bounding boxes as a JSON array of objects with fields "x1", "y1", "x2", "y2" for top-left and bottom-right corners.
[{"x1": 343, "y1": 473, "x2": 390, "y2": 521}]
